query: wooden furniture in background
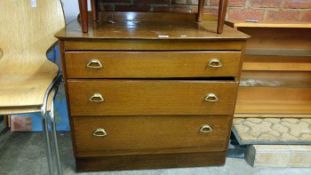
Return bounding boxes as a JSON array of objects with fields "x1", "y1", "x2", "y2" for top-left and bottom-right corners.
[
  {"x1": 78, "y1": 0, "x2": 228, "y2": 34},
  {"x1": 0, "y1": 0, "x2": 65, "y2": 175},
  {"x1": 56, "y1": 12, "x2": 248, "y2": 171},
  {"x1": 226, "y1": 22, "x2": 311, "y2": 118}
]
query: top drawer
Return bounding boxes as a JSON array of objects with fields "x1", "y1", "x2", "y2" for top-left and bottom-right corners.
[{"x1": 64, "y1": 51, "x2": 241, "y2": 78}]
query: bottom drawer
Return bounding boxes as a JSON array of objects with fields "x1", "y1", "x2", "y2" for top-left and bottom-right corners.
[{"x1": 72, "y1": 115, "x2": 232, "y2": 157}]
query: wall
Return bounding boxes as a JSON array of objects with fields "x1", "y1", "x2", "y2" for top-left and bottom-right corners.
[
  {"x1": 225, "y1": 0, "x2": 311, "y2": 22},
  {"x1": 61, "y1": 0, "x2": 80, "y2": 23},
  {"x1": 61, "y1": 0, "x2": 311, "y2": 23}
]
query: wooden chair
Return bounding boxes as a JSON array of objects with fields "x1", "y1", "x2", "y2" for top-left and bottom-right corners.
[{"x1": 0, "y1": 0, "x2": 65, "y2": 174}]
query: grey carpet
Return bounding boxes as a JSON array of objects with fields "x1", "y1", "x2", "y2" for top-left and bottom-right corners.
[{"x1": 1, "y1": 132, "x2": 311, "y2": 175}]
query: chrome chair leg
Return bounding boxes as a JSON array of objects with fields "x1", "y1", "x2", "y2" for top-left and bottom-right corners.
[
  {"x1": 49, "y1": 101, "x2": 63, "y2": 175},
  {"x1": 41, "y1": 75, "x2": 63, "y2": 175},
  {"x1": 42, "y1": 115, "x2": 54, "y2": 175}
]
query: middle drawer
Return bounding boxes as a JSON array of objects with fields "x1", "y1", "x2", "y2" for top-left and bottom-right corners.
[
  {"x1": 65, "y1": 51, "x2": 241, "y2": 78},
  {"x1": 67, "y1": 80, "x2": 238, "y2": 116}
]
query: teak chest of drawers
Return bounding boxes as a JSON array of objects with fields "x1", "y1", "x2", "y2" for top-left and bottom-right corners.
[{"x1": 56, "y1": 13, "x2": 248, "y2": 171}]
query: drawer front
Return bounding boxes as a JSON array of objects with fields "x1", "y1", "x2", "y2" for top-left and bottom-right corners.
[
  {"x1": 65, "y1": 51, "x2": 241, "y2": 78},
  {"x1": 64, "y1": 40, "x2": 244, "y2": 51},
  {"x1": 72, "y1": 115, "x2": 232, "y2": 157},
  {"x1": 67, "y1": 80, "x2": 238, "y2": 116}
]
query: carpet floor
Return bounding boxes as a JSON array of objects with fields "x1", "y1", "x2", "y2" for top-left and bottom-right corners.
[{"x1": 0, "y1": 132, "x2": 311, "y2": 175}]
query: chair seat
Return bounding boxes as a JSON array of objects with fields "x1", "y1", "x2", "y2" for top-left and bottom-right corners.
[
  {"x1": 0, "y1": 60, "x2": 58, "y2": 110},
  {"x1": 0, "y1": 89, "x2": 55, "y2": 115}
]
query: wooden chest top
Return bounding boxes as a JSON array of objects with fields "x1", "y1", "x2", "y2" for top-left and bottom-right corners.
[{"x1": 56, "y1": 13, "x2": 248, "y2": 41}]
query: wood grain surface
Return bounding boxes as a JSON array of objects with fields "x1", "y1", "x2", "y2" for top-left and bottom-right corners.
[
  {"x1": 58, "y1": 12, "x2": 246, "y2": 171},
  {"x1": 76, "y1": 151, "x2": 226, "y2": 171},
  {"x1": 67, "y1": 80, "x2": 238, "y2": 116},
  {"x1": 0, "y1": 0, "x2": 65, "y2": 109},
  {"x1": 236, "y1": 87, "x2": 311, "y2": 114},
  {"x1": 65, "y1": 51, "x2": 241, "y2": 78},
  {"x1": 56, "y1": 13, "x2": 248, "y2": 40},
  {"x1": 64, "y1": 39, "x2": 244, "y2": 51},
  {"x1": 72, "y1": 115, "x2": 232, "y2": 157}
]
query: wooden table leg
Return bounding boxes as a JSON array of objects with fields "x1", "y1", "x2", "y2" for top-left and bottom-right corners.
[
  {"x1": 78, "y1": 0, "x2": 88, "y2": 33},
  {"x1": 196, "y1": 0, "x2": 206, "y2": 22},
  {"x1": 91, "y1": 0, "x2": 98, "y2": 21},
  {"x1": 217, "y1": 0, "x2": 229, "y2": 34}
]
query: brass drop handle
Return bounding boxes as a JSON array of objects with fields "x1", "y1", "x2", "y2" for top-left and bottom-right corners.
[
  {"x1": 204, "y1": 93, "x2": 219, "y2": 102},
  {"x1": 89, "y1": 93, "x2": 104, "y2": 103},
  {"x1": 208, "y1": 58, "x2": 223, "y2": 68},
  {"x1": 86, "y1": 59, "x2": 103, "y2": 69},
  {"x1": 200, "y1": 125, "x2": 213, "y2": 134},
  {"x1": 93, "y1": 128, "x2": 107, "y2": 137}
]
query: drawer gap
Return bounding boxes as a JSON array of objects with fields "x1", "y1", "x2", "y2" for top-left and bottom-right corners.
[{"x1": 67, "y1": 77, "x2": 236, "y2": 81}]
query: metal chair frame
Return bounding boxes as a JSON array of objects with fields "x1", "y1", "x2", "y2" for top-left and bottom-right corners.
[{"x1": 41, "y1": 73, "x2": 63, "y2": 175}]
